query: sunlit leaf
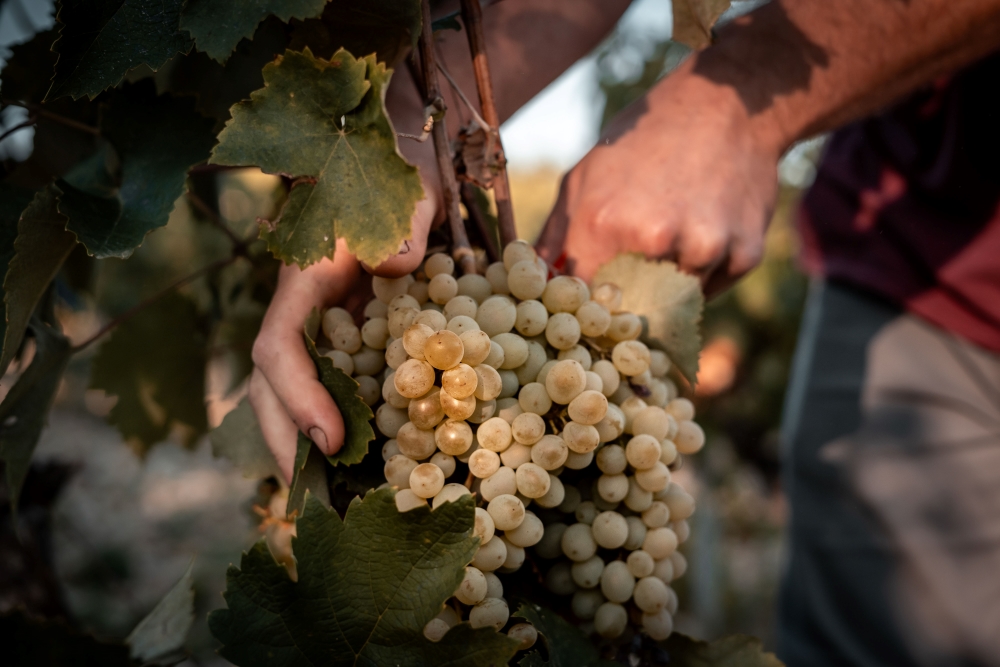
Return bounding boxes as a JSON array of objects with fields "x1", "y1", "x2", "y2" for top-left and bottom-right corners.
[{"x1": 181, "y1": 0, "x2": 327, "y2": 63}]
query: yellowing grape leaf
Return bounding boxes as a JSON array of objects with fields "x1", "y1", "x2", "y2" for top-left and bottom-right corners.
[
  {"x1": 664, "y1": 633, "x2": 785, "y2": 666},
  {"x1": 593, "y1": 254, "x2": 703, "y2": 385},
  {"x1": 209, "y1": 490, "x2": 521, "y2": 667},
  {"x1": 672, "y1": 0, "x2": 731, "y2": 50},
  {"x1": 211, "y1": 48, "x2": 424, "y2": 268},
  {"x1": 210, "y1": 397, "x2": 282, "y2": 480},
  {"x1": 181, "y1": 0, "x2": 328, "y2": 63},
  {"x1": 514, "y1": 603, "x2": 618, "y2": 667}
]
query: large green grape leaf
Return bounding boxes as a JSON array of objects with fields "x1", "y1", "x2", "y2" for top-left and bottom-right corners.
[
  {"x1": 663, "y1": 633, "x2": 785, "y2": 666},
  {"x1": 56, "y1": 84, "x2": 217, "y2": 259},
  {"x1": 46, "y1": 0, "x2": 194, "y2": 101},
  {"x1": 211, "y1": 48, "x2": 423, "y2": 268},
  {"x1": 181, "y1": 0, "x2": 327, "y2": 63},
  {"x1": 288, "y1": 0, "x2": 422, "y2": 65},
  {"x1": 593, "y1": 254, "x2": 704, "y2": 385},
  {"x1": 1, "y1": 609, "x2": 132, "y2": 666},
  {"x1": 211, "y1": 397, "x2": 283, "y2": 480},
  {"x1": 209, "y1": 490, "x2": 520, "y2": 667},
  {"x1": 672, "y1": 0, "x2": 731, "y2": 50},
  {"x1": 0, "y1": 29, "x2": 59, "y2": 104},
  {"x1": 1, "y1": 187, "x2": 78, "y2": 377},
  {"x1": 89, "y1": 292, "x2": 208, "y2": 454},
  {"x1": 513, "y1": 604, "x2": 618, "y2": 667},
  {"x1": 126, "y1": 561, "x2": 196, "y2": 664},
  {"x1": 287, "y1": 435, "x2": 331, "y2": 517}
]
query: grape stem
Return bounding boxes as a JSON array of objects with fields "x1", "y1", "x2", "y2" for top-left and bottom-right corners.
[
  {"x1": 459, "y1": 182, "x2": 499, "y2": 263},
  {"x1": 459, "y1": 0, "x2": 518, "y2": 247},
  {"x1": 417, "y1": 0, "x2": 478, "y2": 275}
]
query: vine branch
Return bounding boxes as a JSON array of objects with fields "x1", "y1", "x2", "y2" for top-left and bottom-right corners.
[
  {"x1": 418, "y1": 0, "x2": 478, "y2": 275},
  {"x1": 460, "y1": 182, "x2": 499, "y2": 263},
  {"x1": 459, "y1": 0, "x2": 518, "y2": 247},
  {"x1": 1, "y1": 100, "x2": 100, "y2": 136}
]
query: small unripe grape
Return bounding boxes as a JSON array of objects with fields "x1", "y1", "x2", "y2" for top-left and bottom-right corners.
[
  {"x1": 505, "y1": 510, "x2": 544, "y2": 547},
  {"x1": 428, "y1": 273, "x2": 458, "y2": 305},
  {"x1": 324, "y1": 349, "x2": 355, "y2": 376},
  {"x1": 559, "y1": 486, "x2": 582, "y2": 514},
  {"x1": 596, "y1": 404, "x2": 626, "y2": 443},
  {"x1": 675, "y1": 420, "x2": 705, "y2": 454},
  {"x1": 673, "y1": 519, "x2": 691, "y2": 543},
  {"x1": 508, "y1": 260, "x2": 547, "y2": 300},
  {"x1": 469, "y1": 448, "x2": 501, "y2": 478},
  {"x1": 472, "y1": 533, "x2": 508, "y2": 572},
  {"x1": 460, "y1": 329, "x2": 492, "y2": 366},
  {"x1": 670, "y1": 551, "x2": 687, "y2": 579},
  {"x1": 468, "y1": 398, "x2": 497, "y2": 424},
  {"x1": 561, "y1": 522, "x2": 598, "y2": 562},
  {"x1": 440, "y1": 389, "x2": 476, "y2": 421},
  {"x1": 575, "y1": 300, "x2": 612, "y2": 337},
  {"x1": 643, "y1": 527, "x2": 679, "y2": 560},
  {"x1": 355, "y1": 375, "x2": 380, "y2": 406},
  {"x1": 507, "y1": 623, "x2": 537, "y2": 650},
  {"x1": 385, "y1": 338, "x2": 408, "y2": 369},
  {"x1": 470, "y1": 597, "x2": 509, "y2": 631},
  {"x1": 627, "y1": 550, "x2": 656, "y2": 578},
  {"x1": 397, "y1": 421, "x2": 437, "y2": 460},
  {"x1": 423, "y1": 617, "x2": 449, "y2": 642},
  {"x1": 514, "y1": 341, "x2": 548, "y2": 386},
  {"x1": 394, "y1": 359, "x2": 435, "y2": 398},
  {"x1": 441, "y1": 363, "x2": 477, "y2": 399},
  {"x1": 596, "y1": 445, "x2": 627, "y2": 474},
  {"x1": 584, "y1": 371, "x2": 604, "y2": 393},
  {"x1": 488, "y1": 494, "x2": 525, "y2": 531},
  {"x1": 382, "y1": 439, "x2": 401, "y2": 461},
  {"x1": 642, "y1": 501, "x2": 671, "y2": 528},
  {"x1": 322, "y1": 307, "x2": 354, "y2": 339},
  {"x1": 666, "y1": 397, "x2": 695, "y2": 421},
  {"x1": 474, "y1": 506, "x2": 495, "y2": 545},
  {"x1": 413, "y1": 309, "x2": 446, "y2": 332},
  {"x1": 571, "y1": 555, "x2": 604, "y2": 589},
  {"x1": 633, "y1": 575, "x2": 670, "y2": 613},
  {"x1": 635, "y1": 461, "x2": 671, "y2": 492},
  {"x1": 480, "y1": 466, "x2": 517, "y2": 501},
  {"x1": 545, "y1": 312, "x2": 581, "y2": 350},
  {"x1": 564, "y1": 449, "x2": 595, "y2": 470},
  {"x1": 660, "y1": 439, "x2": 678, "y2": 466},
  {"x1": 361, "y1": 317, "x2": 390, "y2": 350},
  {"x1": 384, "y1": 454, "x2": 418, "y2": 488},
  {"x1": 632, "y1": 406, "x2": 671, "y2": 441},
  {"x1": 535, "y1": 523, "x2": 568, "y2": 559},
  {"x1": 424, "y1": 330, "x2": 465, "y2": 370},
  {"x1": 562, "y1": 421, "x2": 600, "y2": 454},
  {"x1": 594, "y1": 602, "x2": 627, "y2": 639},
  {"x1": 394, "y1": 488, "x2": 426, "y2": 512},
  {"x1": 626, "y1": 516, "x2": 648, "y2": 550},
  {"x1": 607, "y1": 313, "x2": 642, "y2": 342},
  {"x1": 408, "y1": 388, "x2": 444, "y2": 429},
  {"x1": 485, "y1": 261, "x2": 509, "y2": 294},
  {"x1": 515, "y1": 300, "x2": 548, "y2": 336},
  {"x1": 499, "y1": 442, "x2": 532, "y2": 469},
  {"x1": 515, "y1": 462, "x2": 551, "y2": 498},
  {"x1": 591, "y1": 511, "x2": 629, "y2": 549},
  {"x1": 511, "y1": 412, "x2": 545, "y2": 445},
  {"x1": 626, "y1": 434, "x2": 662, "y2": 470},
  {"x1": 375, "y1": 404, "x2": 409, "y2": 438},
  {"x1": 597, "y1": 474, "x2": 629, "y2": 503},
  {"x1": 535, "y1": 474, "x2": 565, "y2": 508},
  {"x1": 424, "y1": 252, "x2": 454, "y2": 278},
  {"x1": 572, "y1": 589, "x2": 605, "y2": 621},
  {"x1": 485, "y1": 572, "x2": 504, "y2": 598},
  {"x1": 568, "y1": 390, "x2": 608, "y2": 425},
  {"x1": 590, "y1": 359, "x2": 620, "y2": 398},
  {"x1": 430, "y1": 453, "x2": 458, "y2": 479},
  {"x1": 575, "y1": 500, "x2": 597, "y2": 525},
  {"x1": 498, "y1": 371, "x2": 519, "y2": 399},
  {"x1": 625, "y1": 476, "x2": 654, "y2": 512},
  {"x1": 600, "y1": 560, "x2": 636, "y2": 603},
  {"x1": 454, "y1": 565, "x2": 488, "y2": 605},
  {"x1": 545, "y1": 359, "x2": 587, "y2": 404},
  {"x1": 476, "y1": 296, "x2": 517, "y2": 337},
  {"x1": 493, "y1": 333, "x2": 528, "y2": 369},
  {"x1": 496, "y1": 397, "x2": 523, "y2": 423},
  {"x1": 518, "y1": 382, "x2": 552, "y2": 415},
  {"x1": 643, "y1": 608, "x2": 674, "y2": 641},
  {"x1": 529, "y1": 435, "x2": 567, "y2": 470},
  {"x1": 434, "y1": 419, "x2": 473, "y2": 455},
  {"x1": 444, "y1": 295, "x2": 478, "y2": 321},
  {"x1": 662, "y1": 482, "x2": 696, "y2": 520},
  {"x1": 409, "y1": 463, "x2": 445, "y2": 498},
  {"x1": 446, "y1": 315, "x2": 479, "y2": 336}
]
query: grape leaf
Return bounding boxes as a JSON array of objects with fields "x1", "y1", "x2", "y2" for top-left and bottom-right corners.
[
  {"x1": 180, "y1": 0, "x2": 327, "y2": 63},
  {"x1": 126, "y1": 560, "x2": 196, "y2": 664},
  {"x1": 593, "y1": 254, "x2": 704, "y2": 385},
  {"x1": 287, "y1": 436, "x2": 331, "y2": 517},
  {"x1": 89, "y1": 292, "x2": 208, "y2": 454},
  {"x1": 1, "y1": 609, "x2": 132, "y2": 667},
  {"x1": 211, "y1": 48, "x2": 424, "y2": 268},
  {"x1": 513, "y1": 603, "x2": 618, "y2": 667},
  {"x1": 56, "y1": 83, "x2": 217, "y2": 259},
  {"x1": 209, "y1": 490, "x2": 520, "y2": 667},
  {"x1": 211, "y1": 397, "x2": 282, "y2": 480},
  {"x1": 1, "y1": 187, "x2": 78, "y2": 377},
  {"x1": 0, "y1": 318, "x2": 72, "y2": 517},
  {"x1": 672, "y1": 0, "x2": 731, "y2": 50},
  {"x1": 0, "y1": 29, "x2": 59, "y2": 104},
  {"x1": 46, "y1": 0, "x2": 194, "y2": 101},
  {"x1": 663, "y1": 633, "x2": 785, "y2": 666},
  {"x1": 0, "y1": 185, "x2": 36, "y2": 366},
  {"x1": 288, "y1": 0, "x2": 422, "y2": 65}
]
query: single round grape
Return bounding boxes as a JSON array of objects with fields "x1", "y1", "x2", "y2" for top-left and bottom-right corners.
[
  {"x1": 434, "y1": 419, "x2": 473, "y2": 455},
  {"x1": 498, "y1": 370, "x2": 520, "y2": 399},
  {"x1": 557, "y1": 344, "x2": 592, "y2": 370},
  {"x1": 642, "y1": 608, "x2": 674, "y2": 641},
  {"x1": 575, "y1": 500, "x2": 598, "y2": 525},
  {"x1": 571, "y1": 555, "x2": 605, "y2": 589},
  {"x1": 384, "y1": 454, "x2": 418, "y2": 488},
  {"x1": 380, "y1": 372, "x2": 406, "y2": 409},
  {"x1": 505, "y1": 510, "x2": 544, "y2": 547},
  {"x1": 454, "y1": 565, "x2": 488, "y2": 605},
  {"x1": 515, "y1": 462, "x2": 551, "y2": 498},
  {"x1": 408, "y1": 388, "x2": 444, "y2": 429},
  {"x1": 665, "y1": 397, "x2": 695, "y2": 422},
  {"x1": 413, "y1": 309, "x2": 447, "y2": 332},
  {"x1": 441, "y1": 363, "x2": 477, "y2": 399},
  {"x1": 487, "y1": 493, "x2": 525, "y2": 531},
  {"x1": 633, "y1": 575, "x2": 670, "y2": 613},
  {"x1": 388, "y1": 293, "x2": 421, "y2": 317},
  {"x1": 480, "y1": 466, "x2": 517, "y2": 501},
  {"x1": 409, "y1": 463, "x2": 445, "y2": 498},
  {"x1": 427, "y1": 450, "x2": 456, "y2": 477},
  {"x1": 472, "y1": 535, "x2": 508, "y2": 572},
  {"x1": 477, "y1": 417, "x2": 513, "y2": 453},
  {"x1": 440, "y1": 389, "x2": 476, "y2": 421},
  {"x1": 612, "y1": 340, "x2": 651, "y2": 376},
  {"x1": 545, "y1": 312, "x2": 582, "y2": 351},
  {"x1": 518, "y1": 382, "x2": 552, "y2": 415},
  {"x1": 408, "y1": 279, "x2": 429, "y2": 304},
  {"x1": 353, "y1": 345, "x2": 385, "y2": 376},
  {"x1": 662, "y1": 482, "x2": 696, "y2": 519},
  {"x1": 483, "y1": 339, "x2": 505, "y2": 368},
  {"x1": 545, "y1": 359, "x2": 587, "y2": 404},
  {"x1": 673, "y1": 519, "x2": 691, "y2": 543},
  {"x1": 635, "y1": 461, "x2": 671, "y2": 493},
  {"x1": 511, "y1": 412, "x2": 545, "y2": 445},
  {"x1": 646, "y1": 379, "x2": 669, "y2": 407},
  {"x1": 502, "y1": 240, "x2": 537, "y2": 270},
  {"x1": 535, "y1": 359, "x2": 558, "y2": 385},
  {"x1": 535, "y1": 523, "x2": 568, "y2": 559},
  {"x1": 474, "y1": 506, "x2": 495, "y2": 544},
  {"x1": 665, "y1": 412, "x2": 680, "y2": 440},
  {"x1": 564, "y1": 449, "x2": 595, "y2": 470},
  {"x1": 596, "y1": 445, "x2": 627, "y2": 475},
  {"x1": 558, "y1": 420, "x2": 598, "y2": 454},
  {"x1": 647, "y1": 349, "x2": 671, "y2": 377},
  {"x1": 469, "y1": 448, "x2": 501, "y2": 478},
  {"x1": 670, "y1": 551, "x2": 687, "y2": 580},
  {"x1": 675, "y1": 420, "x2": 705, "y2": 454},
  {"x1": 652, "y1": 556, "x2": 674, "y2": 583},
  {"x1": 444, "y1": 295, "x2": 478, "y2": 321},
  {"x1": 485, "y1": 261, "x2": 510, "y2": 294},
  {"x1": 455, "y1": 273, "x2": 490, "y2": 303},
  {"x1": 547, "y1": 275, "x2": 590, "y2": 311},
  {"x1": 643, "y1": 527, "x2": 679, "y2": 560},
  {"x1": 385, "y1": 338, "x2": 408, "y2": 369},
  {"x1": 324, "y1": 349, "x2": 355, "y2": 376},
  {"x1": 469, "y1": 597, "x2": 509, "y2": 630},
  {"x1": 493, "y1": 332, "x2": 529, "y2": 369},
  {"x1": 535, "y1": 474, "x2": 565, "y2": 508},
  {"x1": 355, "y1": 375, "x2": 380, "y2": 406},
  {"x1": 568, "y1": 390, "x2": 608, "y2": 425},
  {"x1": 597, "y1": 474, "x2": 629, "y2": 503},
  {"x1": 394, "y1": 359, "x2": 435, "y2": 398},
  {"x1": 446, "y1": 315, "x2": 480, "y2": 336},
  {"x1": 428, "y1": 273, "x2": 458, "y2": 305},
  {"x1": 394, "y1": 488, "x2": 427, "y2": 512},
  {"x1": 591, "y1": 282, "x2": 622, "y2": 312},
  {"x1": 499, "y1": 442, "x2": 532, "y2": 469},
  {"x1": 642, "y1": 501, "x2": 671, "y2": 528},
  {"x1": 575, "y1": 300, "x2": 612, "y2": 337},
  {"x1": 627, "y1": 550, "x2": 656, "y2": 579},
  {"x1": 397, "y1": 421, "x2": 437, "y2": 460},
  {"x1": 561, "y1": 522, "x2": 598, "y2": 562},
  {"x1": 382, "y1": 439, "x2": 401, "y2": 461},
  {"x1": 401, "y1": 323, "x2": 433, "y2": 359},
  {"x1": 424, "y1": 252, "x2": 454, "y2": 278},
  {"x1": 584, "y1": 371, "x2": 604, "y2": 394},
  {"x1": 600, "y1": 560, "x2": 635, "y2": 603},
  {"x1": 507, "y1": 623, "x2": 537, "y2": 650},
  {"x1": 626, "y1": 434, "x2": 663, "y2": 470},
  {"x1": 373, "y1": 275, "x2": 414, "y2": 304},
  {"x1": 596, "y1": 404, "x2": 626, "y2": 443},
  {"x1": 330, "y1": 322, "x2": 362, "y2": 354},
  {"x1": 514, "y1": 300, "x2": 548, "y2": 337},
  {"x1": 476, "y1": 296, "x2": 517, "y2": 336},
  {"x1": 388, "y1": 306, "x2": 419, "y2": 339},
  {"x1": 632, "y1": 406, "x2": 670, "y2": 441},
  {"x1": 607, "y1": 313, "x2": 642, "y2": 341},
  {"x1": 591, "y1": 511, "x2": 629, "y2": 549},
  {"x1": 514, "y1": 341, "x2": 548, "y2": 386},
  {"x1": 375, "y1": 404, "x2": 409, "y2": 438},
  {"x1": 322, "y1": 307, "x2": 354, "y2": 340},
  {"x1": 507, "y1": 260, "x2": 547, "y2": 300},
  {"x1": 363, "y1": 298, "x2": 388, "y2": 320},
  {"x1": 572, "y1": 589, "x2": 605, "y2": 621},
  {"x1": 531, "y1": 434, "x2": 568, "y2": 470},
  {"x1": 559, "y1": 486, "x2": 582, "y2": 513},
  {"x1": 625, "y1": 516, "x2": 648, "y2": 551},
  {"x1": 424, "y1": 330, "x2": 465, "y2": 370},
  {"x1": 594, "y1": 602, "x2": 627, "y2": 639},
  {"x1": 423, "y1": 617, "x2": 449, "y2": 642},
  {"x1": 545, "y1": 561, "x2": 578, "y2": 596},
  {"x1": 589, "y1": 360, "x2": 620, "y2": 398},
  {"x1": 360, "y1": 317, "x2": 390, "y2": 350},
  {"x1": 592, "y1": 488, "x2": 620, "y2": 511},
  {"x1": 422, "y1": 302, "x2": 443, "y2": 313},
  {"x1": 460, "y1": 329, "x2": 492, "y2": 366},
  {"x1": 620, "y1": 395, "x2": 649, "y2": 433},
  {"x1": 625, "y1": 476, "x2": 654, "y2": 512}
]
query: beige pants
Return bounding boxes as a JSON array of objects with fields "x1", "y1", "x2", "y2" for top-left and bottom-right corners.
[{"x1": 777, "y1": 281, "x2": 1000, "y2": 667}]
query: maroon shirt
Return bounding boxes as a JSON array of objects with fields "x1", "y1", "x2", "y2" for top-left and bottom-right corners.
[{"x1": 798, "y1": 54, "x2": 1000, "y2": 352}]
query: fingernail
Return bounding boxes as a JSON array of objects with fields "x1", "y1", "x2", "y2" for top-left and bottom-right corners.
[{"x1": 309, "y1": 427, "x2": 329, "y2": 452}]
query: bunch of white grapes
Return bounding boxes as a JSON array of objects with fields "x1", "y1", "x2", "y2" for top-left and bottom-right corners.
[{"x1": 317, "y1": 240, "x2": 705, "y2": 646}]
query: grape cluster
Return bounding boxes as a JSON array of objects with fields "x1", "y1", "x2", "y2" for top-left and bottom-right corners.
[{"x1": 318, "y1": 241, "x2": 704, "y2": 645}]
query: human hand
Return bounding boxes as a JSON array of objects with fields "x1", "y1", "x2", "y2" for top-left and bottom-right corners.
[{"x1": 536, "y1": 61, "x2": 785, "y2": 296}]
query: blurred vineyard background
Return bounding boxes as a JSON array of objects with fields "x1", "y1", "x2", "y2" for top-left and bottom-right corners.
[{"x1": 0, "y1": 0, "x2": 817, "y2": 663}]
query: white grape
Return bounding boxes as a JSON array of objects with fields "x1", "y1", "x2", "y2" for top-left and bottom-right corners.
[
  {"x1": 653, "y1": 556, "x2": 674, "y2": 583},
  {"x1": 499, "y1": 443, "x2": 532, "y2": 469},
  {"x1": 477, "y1": 417, "x2": 513, "y2": 452},
  {"x1": 561, "y1": 522, "x2": 598, "y2": 562},
  {"x1": 544, "y1": 359, "x2": 586, "y2": 404},
  {"x1": 472, "y1": 533, "x2": 507, "y2": 572},
  {"x1": 557, "y1": 345, "x2": 591, "y2": 372},
  {"x1": 612, "y1": 340, "x2": 651, "y2": 376},
  {"x1": 542, "y1": 275, "x2": 589, "y2": 313},
  {"x1": 564, "y1": 449, "x2": 595, "y2": 470},
  {"x1": 413, "y1": 309, "x2": 446, "y2": 332},
  {"x1": 574, "y1": 500, "x2": 598, "y2": 525},
  {"x1": 571, "y1": 555, "x2": 604, "y2": 589},
  {"x1": 387, "y1": 307, "x2": 419, "y2": 339},
  {"x1": 633, "y1": 576, "x2": 669, "y2": 613},
  {"x1": 485, "y1": 261, "x2": 510, "y2": 295},
  {"x1": 597, "y1": 474, "x2": 629, "y2": 503},
  {"x1": 469, "y1": 597, "x2": 509, "y2": 630},
  {"x1": 330, "y1": 323, "x2": 362, "y2": 354},
  {"x1": 626, "y1": 434, "x2": 662, "y2": 470},
  {"x1": 562, "y1": 421, "x2": 600, "y2": 454},
  {"x1": 428, "y1": 273, "x2": 458, "y2": 305},
  {"x1": 530, "y1": 435, "x2": 568, "y2": 470},
  {"x1": 567, "y1": 390, "x2": 608, "y2": 425},
  {"x1": 382, "y1": 439, "x2": 401, "y2": 461},
  {"x1": 396, "y1": 422, "x2": 437, "y2": 460},
  {"x1": 591, "y1": 511, "x2": 629, "y2": 549},
  {"x1": 445, "y1": 315, "x2": 479, "y2": 336},
  {"x1": 322, "y1": 307, "x2": 354, "y2": 339},
  {"x1": 507, "y1": 623, "x2": 537, "y2": 650},
  {"x1": 507, "y1": 260, "x2": 547, "y2": 300},
  {"x1": 600, "y1": 560, "x2": 636, "y2": 603},
  {"x1": 505, "y1": 511, "x2": 544, "y2": 547},
  {"x1": 444, "y1": 295, "x2": 478, "y2": 320},
  {"x1": 409, "y1": 463, "x2": 445, "y2": 499},
  {"x1": 382, "y1": 374, "x2": 410, "y2": 409},
  {"x1": 408, "y1": 388, "x2": 444, "y2": 429},
  {"x1": 493, "y1": 332, "x2": 529, "y2": 369},
  {"x1": 632, "y1": 406, "x2": 671, "y2": 441},
  {"x1": 385, "y1": 338, "x2": 408, "y2": 369},
  {"x1": 670, "y1": 551, "x2": 687, "y2": 579},
  {"x1": 513, "y1": 341, "x2": 548, "y2": 386},
  {"x1": 642, "y1": 501, "x2": 670, "y2": 528},
  {"x1": 607, "y1": 313, "x2": 642, "y2": 341},
  {"x1": 675, "y1": 420, "x2": 705, "y2": 454},
  {"x1": 642, "y1": 608, "x2": 674, "y2": 641},
  {"x1": 434, "y1": 419, "x2": 473, "y2": 455},
  {"x1": 440, "y1": 389, "x2": 476, "y2": 421},
  {"x1": 590, "y1": 359, "x2": 620, "y2": 398},
  {"x1": 515, "y1": 462, "x2": 551, "y2": 498},
  {"x1": 474, "y1": 506, "x2": 495, "y2": 545},
  {"x1": 515, "y1": 300, "x2": 548, "y2": 336},
  {"x1": 596, "y1": 445, "x2": 627, "y2": 475},
  {"x1": 324, "y1": 349, "x2": 355, "y2": 376},
  {"x1": 535, "y1": 359, "x2": 558, "y2": 385},
  {"x1": 673, "y1": 519, "x2": 691, "y2": 543},
  {"x1": 595, "y1": 405, "x2": 626, "y2": 444},
  {"x1": 424, "y1": 330, "x2": 465, "y2": 370},
  {"x1": 659, "y1": 439, "x2": 678, "y2": 466},
  {"x1": 423, "y1": 618, "x2": 449, "y2": 642},
  {"x1": 662, "y1": 482, "x2": 696, "y2": 520},
  {"x1": 442, "y1": 363, "x2": 478, "y2": 399},
  {"x1": 485, "y1": 572, "x2": 504, "y2": 599},
  {"x1": 590, "y1": 282, "x2": 622, "y2": 312},
  {"x1": 375, "y1": 404, "x2": 409, "y2": 438},
  {"x1": 384, "y1": 454, "x2": 418, "y2": 488},
  {"x1": 624, "y1": 476, "x2": 654, "y2": 512},
  {"x1": 535, "y1": 523, "x2": 568, "y2": 559},
  {"x1": 394, "y1": 488, "x2": 427, "y2": 512},
  {"x1": 518, "y1": 382, "x2": 552, "y2": 415},
  {"x1": 480, "y1": 466, "x2": 517, "y2": 501},
  {"x1": 355, "y1": 375, "x2": 380, "y2": 406},
  {"x1": 498, "y1": 370, "x2": 520, "y2": 399},
  {"x1": 408, "y1": 280, "x2": 429, "y2": 304},
  {"x1": 594, "y1": 602, "x2": 627, "y2": 639},
  {"x1": 496, "y1": 397, "x2": 523, "y2": 424},
  {"x1": 558, "y1": 486, "x2": 582, "y2": 513},
  {"x1": 635, "y1": 461, "x2": 671, "y2": 493},
  {"x1": 646, "y1": 379, "x2": 669, "y2": 407},
  {"x1": 666, "y1": 397, "x2": 695, "y2": 422},
  {"x1": 457, "y1": 273, "x2": 492, "y2": 303},
  {"x1": 455, "y1": 566, "x2": 488, "y2": 605},
  {"x1": 584, "y1": 371, "x2": 603, "y2": 393},
  {"x1": 363, "y1": 299, "x2": 388, "y2": 320},
  {"x1": 620, "y1": 395, "x2": 649, "y2": 433},
  {"x1": 431, "y1": 481, "x2": 467, "y2": 508},
  {"x1": 545, "y1": 312, "x2": 581, "y2": 350},
  {"x1": 643, "y1": 527, "x2": 679, "y2": 560},
  {"x1": 511, "y1": 412, "x2": 545, "y2": 445},
  {"x1": 627, "y1": 550, "x2": 655, "y2": 578},
  {"x1": 535, "y1": 474, "x2": 565, "y2": 508},
  {"x1": 625, "y1": 515, "x2": 648, "y2": 550},
  {"x1": 502, "y1": 239, "x2": 537, "y2": 270},
  {"x1": 476, "y1": 296, "x2": 517, "y2": 336},
  {"x1": 352, "y1": 345, "x2": 385, "y2": 376},
  {"x1": 394, "y1": 359, "x2": 435, "y2": 398},
  {"x1": 460, "y1": 329, "x2": 492, "y2": 366},
  {"x1": 468, "y1": 398, "x2": 497, "y2": 424},
  {"x1": 469, "y1": 448, "x2": 501, "y2": 478},
  {"x1": 424, "y1": 252, "x2": 454, "y2": 278},
  {"x1": 361, "y1": 317, "x2": 390, "y2": 349},
  {"x1": 575, "y1": 300, "x2": 611, "y2": 337}
]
